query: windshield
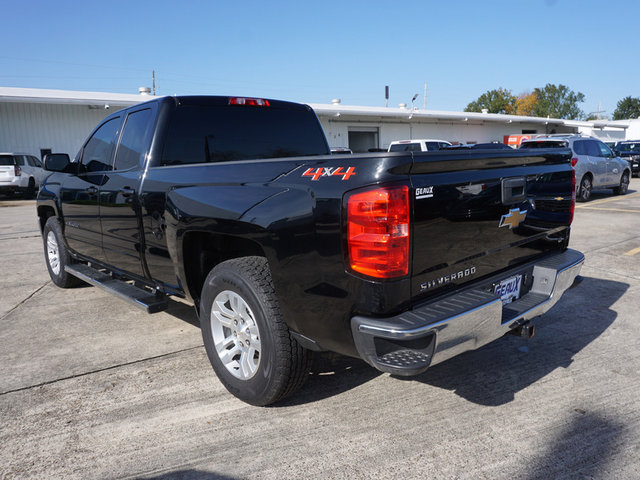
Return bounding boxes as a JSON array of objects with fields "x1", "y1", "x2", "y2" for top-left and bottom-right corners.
[
  {"x1": 521, "y1": 141, "x2": 568, "y2": 149},
  {"x1": 617, "y1": 142, "x2": 640, "y2": 152},
  {"x1": 0, "y1": 155, "x2": 16, "y2": 166}
]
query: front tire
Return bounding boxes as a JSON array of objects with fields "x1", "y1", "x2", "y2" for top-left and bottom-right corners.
[
  {"x1": 614, "y1": 171, "x2": 629, "y2": 195},
  {"x1": 43, "y1": 217, "x2": 82, "y2": 288},
  {"x1": 577, "y1": 175, "x2": 592, "y2": 202},
  {"x1": 200, "y1": 256, "x2": 312, "y2": 406}
]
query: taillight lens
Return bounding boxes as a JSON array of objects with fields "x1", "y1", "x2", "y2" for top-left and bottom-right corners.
[
  {"x1": 569, "y1": 168, "x2": 576, "y2": 224},
  {"x1": 571, "y1": 157, "x2": 578, "y2": 167},
  {"x1": 346, "y1": 185, "x2": 410, "y2": 278},
  {"x1": 229, "y1": 97, "x2": 270, "y2": 107},
  {"x1": 14, "y1": 165, "x2": 21, "y2": 176}
]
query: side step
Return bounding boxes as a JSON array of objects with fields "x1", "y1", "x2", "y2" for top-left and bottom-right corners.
[{"x1": 65, "y1": 264, "x2": 169, "y2": 313}]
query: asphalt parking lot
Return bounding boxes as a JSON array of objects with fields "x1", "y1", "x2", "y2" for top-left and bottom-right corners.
[{"x1": 1, "y1": 181, "x2": 640, "y2": 480}]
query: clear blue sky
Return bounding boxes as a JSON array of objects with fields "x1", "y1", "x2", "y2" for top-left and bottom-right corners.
[{"x1": 2, "y1": 0, "x2": 637, "y2": 117}]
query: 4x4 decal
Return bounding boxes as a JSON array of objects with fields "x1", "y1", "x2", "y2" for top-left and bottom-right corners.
[{"x1": 302, "y1": 166, "x2": 356, "y2": 181}]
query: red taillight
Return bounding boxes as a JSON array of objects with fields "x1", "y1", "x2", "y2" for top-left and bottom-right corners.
[
  {"x1": 569, "y1": 168, "x2": 576, "y2": 224},
  {"x1": 228, "y1": 97, "x2": 270, "y2": 107},
  {"x1": 571, "y1": 157, "x2": 578, "y2": 167},
  {"x1": 14, "y1": 165, "x2": 21, "y2": 176},
  {"x1": 346, "y1": 185, "x2": 410, "y2": 278}
]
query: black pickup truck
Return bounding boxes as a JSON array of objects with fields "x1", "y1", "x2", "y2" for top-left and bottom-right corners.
[{"x1": 37, "y1": 95, "x2": 584, "y2": 405}]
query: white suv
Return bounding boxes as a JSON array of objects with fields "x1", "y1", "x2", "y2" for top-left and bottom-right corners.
[
  {"x1": 388, "y1": 139, "x2": 451, "y2": 152},
  {"x1": 0, "y1": 153, "x2": 47, "y2": 198}
]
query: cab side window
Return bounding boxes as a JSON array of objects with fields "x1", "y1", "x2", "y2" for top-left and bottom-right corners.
[
  {"x1": 114, "y1": 109, "x2": 152, "y2": 171},
  {"x1": 81, "y1": 117, "x2": 121, "y2": 173}
]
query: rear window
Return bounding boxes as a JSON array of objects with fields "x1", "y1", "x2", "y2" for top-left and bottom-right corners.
[
  {"x1": 160, "y1": 104, "x2": 328, "y2": 165},
  {"x1": 521, "y1": 141, "x2": 568, "y2": 149},
  {"x1": 389, "y1": 142, "x2": 421, "y2": 152},
  {"x1": 0, "y1": 155, "x2": 16, "y2": 166}
]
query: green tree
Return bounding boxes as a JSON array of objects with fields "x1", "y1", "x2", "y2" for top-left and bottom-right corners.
[
  {"x1": 465, "y1": 87, "x2": 516, "y2": 114},
  {"x1": 532, "y1": 83, "x2": 585, "y2": 120},
  {"x1": 612, "y1": 96, "x2": 640, "y2": 120}
]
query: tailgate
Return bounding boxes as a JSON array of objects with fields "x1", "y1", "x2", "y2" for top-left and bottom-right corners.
[
  {"x1": 410, "y1": 148, "x2": 573, "y2": 301},
  {"x1": 0, "y1": 166, "x2": 16, "y2": 181}
]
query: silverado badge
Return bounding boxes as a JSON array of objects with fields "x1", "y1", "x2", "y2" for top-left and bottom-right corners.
[{"x1": 499, "y1": 208, "x2": 527, "y2": 229}]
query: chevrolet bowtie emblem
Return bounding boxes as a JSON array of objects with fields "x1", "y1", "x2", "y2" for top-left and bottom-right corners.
[{"x1": 499, "y1": 208, "x2": 528, "y2": 229}]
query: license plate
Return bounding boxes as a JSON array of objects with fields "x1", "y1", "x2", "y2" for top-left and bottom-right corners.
[
  {"x1": 494, "y1": 274, "x2": 522, "y2": 305},
  {"x1": 633, "y1": 164, "x2": 638, "y2": 167}
]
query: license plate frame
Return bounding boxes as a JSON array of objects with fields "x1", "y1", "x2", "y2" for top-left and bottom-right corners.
[{"x1": 494, "y1": 274, "x2": 522, "y2": 305}]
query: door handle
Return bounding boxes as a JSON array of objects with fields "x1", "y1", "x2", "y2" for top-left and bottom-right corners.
[
  {"x1": 119, "y1": 187, "x2": 136, "y2": 197},
  {"x1": 86, "y1": 186, "x2": 98, "y2": 195}
]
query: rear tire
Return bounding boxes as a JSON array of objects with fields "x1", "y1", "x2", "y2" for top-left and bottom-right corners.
[
  {"x1": 43, "y1": 217, "x2": 82, "y2": 288},
  {"x1": 24, "y1": 178, "x2": 36, "y2": 199},
  {"x1": 577, "y1": 175, "x2": 592, "y2": 202},
  {"x1": 614, "y1": 171, "x2": 629, "y2": 195},
  {"x1": 200, "y1": 256, "x2": 312, "y2": 406}
]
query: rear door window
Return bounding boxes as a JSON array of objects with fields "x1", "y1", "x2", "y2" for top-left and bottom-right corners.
[
  {"x1": 15, "y1": 156, "x2": 25, "y2": 166},
  {"x1": 114, "y1": 108, "x2": 153, "y2": 170},
  {"x1": 586, "y1": 140, "x2": 603, "y2": 157}
]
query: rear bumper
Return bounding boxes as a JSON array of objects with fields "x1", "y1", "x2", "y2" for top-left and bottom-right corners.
[
  {"x1": 351, "y1": 248, "x2": 584, "y2": 376},
  {"x1": 0, "y1": 177, "x2": 25, "y2": 190}
]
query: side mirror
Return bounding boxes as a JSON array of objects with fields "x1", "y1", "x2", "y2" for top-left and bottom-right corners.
[{"x1": 43, "y1": 153, "x2": 71, "y2": 172}]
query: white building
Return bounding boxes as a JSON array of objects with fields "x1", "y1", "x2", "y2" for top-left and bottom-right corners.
[{"x1": 0, "y1": 86, "x2": 633, "y2": 157}]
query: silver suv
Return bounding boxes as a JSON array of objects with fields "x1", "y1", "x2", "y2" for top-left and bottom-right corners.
[{"x1": 521, "y1": 135, "x2": 631, "y2": 202}]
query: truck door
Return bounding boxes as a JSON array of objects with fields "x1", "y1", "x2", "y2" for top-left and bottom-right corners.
[
  {"x1": 99, "y1": 107, "x2": 154, "y2": 279},
  {"x1": 60, "y1": 116, "x2": 121, "y2": 262}
]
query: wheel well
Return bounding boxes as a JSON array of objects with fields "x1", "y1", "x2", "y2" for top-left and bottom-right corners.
[
  {"x1": 37, "y1": 206, "x2": 56, "y2": 233},
  {"x1": 182, "y1": 232, "x2": 265, "y2": 305},
  {"x1": 581, "y1": 172, "x2": 593, "y2": 182}
]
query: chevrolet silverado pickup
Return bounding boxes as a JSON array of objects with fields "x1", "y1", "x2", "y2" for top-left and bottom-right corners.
[{"x1": 37, "y1": 95, "x2": 584, "y2": 405}]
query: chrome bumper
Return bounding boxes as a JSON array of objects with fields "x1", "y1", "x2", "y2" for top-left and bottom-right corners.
[{"x1": 351, "y1": 249, "x2": 584, "y2": 376}]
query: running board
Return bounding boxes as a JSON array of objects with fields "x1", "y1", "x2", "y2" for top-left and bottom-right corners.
[{"x1": 64, "y1": 264, "x2": 168, "y2": 313}]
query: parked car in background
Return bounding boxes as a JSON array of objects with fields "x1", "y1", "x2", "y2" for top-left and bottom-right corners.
[
  {"x1": 0, "y1": 153, "x2": 47, "y2": 198},
  {"x1": 388, "y1": 139, "x2": 451, "y2": 152},
  {"x1": 520, "y1": 135, "x2": 631, "y2": 202},
  {"x1": 446, "y1": 142, "x2": 513, "y2": 150},
  {"x1": 330, "y1": 147, "x2": 353, "y2": 154},
  {"x1": 613, "y1": 141, "x2": 640, "y2": 177}
]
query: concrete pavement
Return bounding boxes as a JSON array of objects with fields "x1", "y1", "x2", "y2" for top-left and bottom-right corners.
[{"x1": 1, "y1": 180, "x2": 639, "y2": 479}]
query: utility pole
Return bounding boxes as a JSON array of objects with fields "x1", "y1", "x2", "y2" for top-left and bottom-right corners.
[
  {"x1": 423, "y1": 82, "x2": 427, "y2": 110},
  {"x1": 152, "y1": 70, "x2": 156, "y2": 96}
]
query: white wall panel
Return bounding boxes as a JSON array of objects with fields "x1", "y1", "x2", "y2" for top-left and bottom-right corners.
[{"x1": 0, "y1": 102, "x2": 113, "y2": 158}]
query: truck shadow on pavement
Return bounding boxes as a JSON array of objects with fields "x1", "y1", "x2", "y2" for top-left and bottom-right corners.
[
  {"x1": 404, "y1": 276, "x2": 628, "y2": 406},
  {"x1": 519, "y1": 410, "x2": 625, "y2": 479}
]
